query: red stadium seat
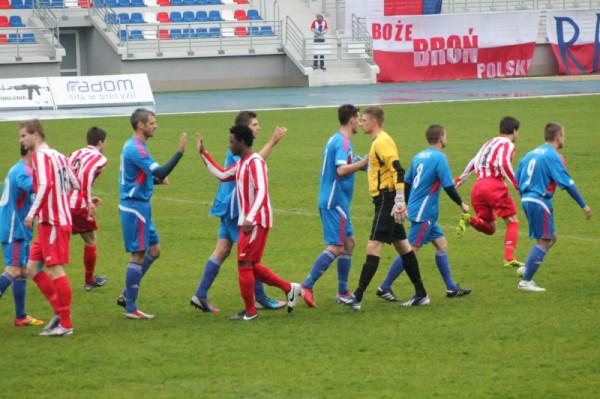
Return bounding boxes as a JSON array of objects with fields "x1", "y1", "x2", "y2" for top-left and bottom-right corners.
[
  {"x1": 0, "y1": 34, "x2": 7, "y2": 43},
  {"x1": 0, "y1": 16, "x2": 9, "y2": 26},
  {"x1": 233, "y1": 9, "x2": 247, "y2": 20},
  {"x1": 0, "y1": 0, "x2": 12, "y2": 8},
  {"x1": 157, "y1": 0, "x2": 170, "y2": 5},
  {"x1": 78, "y1": 0, "x2": 91, "y2": 7},
  {"x1": 158, "y1": 29, "x2": 170, "y2": 39},
  {"x1": 234, "y1": 26, "x2": 248, "y2": 36},
  {"x1": 233, "y1": 0, "x2": 248, "y2": 4},
  {"x1": 157, "y1": 12, "x2": 171, "y2": 23}
]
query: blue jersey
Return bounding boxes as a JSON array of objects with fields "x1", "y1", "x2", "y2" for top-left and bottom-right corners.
[
  {"x1": 119, "y1": 137, "x2": 159, "y2": 202},
  {"x1": 516, "y1": 143, "x2": 575, "y2": 208},
  {"x1": 0, "y1": 160, "x2": 34, "y2": 243},
  {"x1": 317, "y1": 131, "x2": 355, "y2": 209},
  {"x1": 406, "y1": 147, "x2": 454, "y2": 222},
  {"x1": 210, "y1": 149, "x2": 239, "y2": 219}
]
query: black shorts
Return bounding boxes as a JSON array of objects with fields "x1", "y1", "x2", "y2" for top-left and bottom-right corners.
[{"x1": 369, "y1": 191, "x2": 407, "y2": 244}]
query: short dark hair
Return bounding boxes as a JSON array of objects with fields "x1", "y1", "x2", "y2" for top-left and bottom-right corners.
[
  {"x1": 499, "y1": 116, "x2": 520, "y2": 135},
  {"x1": 130, "y1": 108, "x2": 155, "y2": 130},
  {"x1": 426, "y1": 124, "x2": 445, "y2": 144},
  {"x1": 19, "y1": 119, "x2": 45, "y2": 139},
  {"x1": 20, "y1": 144, "x2": 27, "y2": 157},
  {"x1": 235, "y1": 111, "x2": 258, "y2": 127},
  {"x1": 338, "y1": 104, "x2": 359, "y2": 125},
  {"x1": 544, "y1": 122, "x2": 563, "y2": 142},
  {"x1": 363, "y1": 107, "x2": 385, "y2": 126},
  {"x1": 230, "y1": 125, "x2": 254, "y2": 147},
  {"x1": 87, "y1": 126, "x2": 107, "y2": 146}
]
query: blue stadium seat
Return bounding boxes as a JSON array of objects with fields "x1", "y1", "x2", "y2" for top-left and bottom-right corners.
[
  {"x1": 182, "y1": 28, "x2": 193, "y2": 38},
  {"x1": 94, "y1": 0, "x2": 106, "y2": 6},
  {"x1": 11, "y1": 0, "x2": 24, "y2": 9},
  {"x1": 170, "y1": 0, "x2": 183, "y2": 5},
  {"x1": 195, "y1": 10, "x2": 207, "y2": 22},
  {"x1": 119, "y1": 30, "x2": 127, "y2": 41},
  {"x1": 170, "y1": 29, "x2": 183, "y2": 39},
  {"x1": 8, "y1": 33, "x2": 19, "y2": 43},
  {"x1": 105, "y1": 13, "x2": 118, "y2": 24},
  {"x1": 207, "y1": 0, "x2": 221, "y2": 4},
  {"x1": 118, "y1": 13, "x2": 129, "y2": 24},
  {"x1": 21, "y1": 32, "x2": 35, "y2": 43},
  {"x1": 247, "y1": 9, "x2": 260, "y2": 20},
  {"x1": 197, "y1": 0, "x2": 207, "y2": 4},
  {"x1": 208, "y1": 26, "x2": 220, "y2": 37},
  {"x1": 130, "y1": 12, "x2": 144, "y2": 23},
  {"x1": 182, "y1": 11, "x2": 195, "y2": 22},
  {"x1": 195, "y1": 27, "x2": 208, "y2": 38},
  {"x1": 207, "y1": 10, "x2": 222, "y2": 21},
  {"x1": 129, "y1": 30, "x2": 144, "y2": 40},
  {"x1": 49, "y1": 0, "x2": 64, "y2": 7},
  {"x1": 170, "y1": 11, "x2": 182, "y2": 23},
  {"x1": 9, "y1": 16, "x2": 24, "y2": 27},
  {"x1": 131, "y1": 0, "x2": 145, "y2": 6},
  {"x1": 260, "y1": 25, "x2": 273, "y2": 36},
  {"x1": 106, "y1": 0, "x2": 118, "y2": 7},
  {"x1": 117, "y1": 0, "x2": 130, "y2": 7},
  {"x1": 248, "y1": 26, "x2": 260, "y2": 36},
  {"x1": 37, "y1": 0, "x2": 50, "y2": 6},
  {"x1": 183, "y1": 0, "x2": 195, "y2": 5},
  {"x1": 23, "y1": 0, "x2": 33, "y2": 7}
]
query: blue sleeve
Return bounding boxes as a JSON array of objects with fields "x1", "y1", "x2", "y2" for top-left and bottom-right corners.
[
  {"x1": 333, "y1": 139, "x2": 350, "y2": 168},
  {"x1": 549, "y1": 152, "x2": 575, "y2": 190},
  {"x1": 15, "y1": 169, "x2": 33, "y2": 194},
  {"x1": 437, "y1": 155, "x2": 455, "y2": 188},
  {"x1": 566, "y1": 185, "x2": 586, "y2": 208},
  {"x1": 128, "y1": 145, "x2": 159, "y2": 175}
]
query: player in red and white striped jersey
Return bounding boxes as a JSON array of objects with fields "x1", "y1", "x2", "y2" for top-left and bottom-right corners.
[
  {"x1": 455, "y1": 116, "x2": 524, "y2": 268},
  {"x1": 198, "y1": 125, "x2": 301, "y2": 321},
  {"x1": 68, "y1": 127, "x2": 109, "y2": 291},
  {"x1": 20, "y1": 119, "x2": 79, "y2": 337}
]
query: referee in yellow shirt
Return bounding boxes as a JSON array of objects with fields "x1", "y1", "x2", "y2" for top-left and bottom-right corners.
[{"x1": 349, "y1": 107, "x2": 429, "y2": 309}]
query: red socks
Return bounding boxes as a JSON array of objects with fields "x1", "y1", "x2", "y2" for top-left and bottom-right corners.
[
  {"x1": 84, "y1": 244, "x2": 97, "y2": 285},
  {"x1": 33, "y1": 271, "x2": 60, "y2": 314},
  {"x1": 53, "y1": 275, "x2": 73, "y2": 329},
  {"x1": 238, "y1": 266, "x2": 256, "y2": 315},
  {"x1": 469, "y1": 216, "x2": 496, "y2": 235},
  {"x1": 504, "y1": 220, "x2": 519, "y2": 261},
  {"x1": 254, "y1": 263, "x2": 291, "y2": 293}
]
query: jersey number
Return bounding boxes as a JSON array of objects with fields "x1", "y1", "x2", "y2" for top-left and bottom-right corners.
[
  {"x1": 412, "y1": 163, "x2": 425, "y2": 189},
  {"x1": 57, "y1": 167, "x2": 70, "y2": 193},
  {"x1": 524, "y1": 159, "x2": 536, "y2": 186}
]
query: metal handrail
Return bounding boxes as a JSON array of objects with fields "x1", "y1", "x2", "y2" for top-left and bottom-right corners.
[{"x1": 32, "y1": 1, "x2": 62, "y2": 48}]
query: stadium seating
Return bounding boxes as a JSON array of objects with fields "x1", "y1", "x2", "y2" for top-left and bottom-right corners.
[
  {"x1": 7, "y1": 32, "x2": 35, "y2": 43},
  {"x1": 157, "y1": 0, "x2": 170, "y2": 5},
  {"x1": 170, "y1": 0, "x2": 182, "y2": 5},
  {"x1": 118, "y1": 12, "x2": 129, "y2": 23},
  {"x1": 208, "y1": 26, "x2": 219, "y2": 37},
  {"x1": 0, "y1": 0, "x2": 10, "y2": 9},
  {"x1": 170, "y1": 11, "x2": 182, "y2": 22},
  {"x1": 233, "y1": 0, "x2": 248, "y2": 4},
  {"x1": 0, "y1": 34, "x2": 7, "y2": 43},
  {"x1": 130, "y1": 0, "x2": 146, "y2": 6},
  {"x1": 207, "y1": 10, "x2": 222, "y2": 21},
  {"x1": 246, "y1": 9, "x2": 260, "y2": 20},
  {"x1": 195, "y1": 27, "x2": 207, "y2": 37},
  {"x1": 157, "y1": 11, "x2": 170, "y2": 22},
  {"x1": 50, "y1": 0, "x2": 64, "y2": 7},
  {"x1": 11, "y1": 0, "x2": 33, "y2": 9},
  {"x1": 9, "y1": 15, "x2": 24, "y2": 27},
  {"x1": 182, "y1": 10, "x2": 195, "y2": 22},
  {"x1": 233, "y1": 9, "x2": 247, "y2": 20},
  {"x1": 158, "y1": 28, "x2": 170, "y2": 39},
  {"x1": 234, "y1": 26, "x2": 247, "y2": 36},
  {"x1": 0, "y1": 16, "x2": 9, "y2": 26},
  {"x1": 195, "y1": 10, "x2": 207, "y2": 21},
  {"x1": 130, "y1": 12, "x2": 145, "y2": 23}
]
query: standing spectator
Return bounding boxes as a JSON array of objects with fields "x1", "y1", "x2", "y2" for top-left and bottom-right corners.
[{"x1": 311, "y1": 14, "x2": 328, "y2": 71}]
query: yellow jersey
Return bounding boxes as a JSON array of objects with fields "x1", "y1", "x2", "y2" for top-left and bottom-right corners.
[{"x1": 367, "y1": 130, "x2": 404, "y2": 197}]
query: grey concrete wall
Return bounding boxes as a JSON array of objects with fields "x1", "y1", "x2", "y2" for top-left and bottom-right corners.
[
  {"x1": 119, "y1": 54, "x2": 308, "y2": 91},
  {"x1": 0, "y1": 62, "x2": 60, "y2": 78},
  {"x1": 81, "y1": 28, "x2": 123, "y2": 76},
  {"x1": 529, "y1": 43, "x2": 559, "y2": 76}
]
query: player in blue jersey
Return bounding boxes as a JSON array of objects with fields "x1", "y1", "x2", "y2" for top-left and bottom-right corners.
[
  {"x1": 117, "y1": 109, "x2": 187, "y2": 319},
  {"x1": 515, "y1": 123, "x2": 592, "y2": 292},
  {"x1": 0, "y1": 145, "x2": 44, "y2": 327},
  {"x1": 378, "y1": 125, "x2": 471, "y2": 299},
  {"x1": 301, "y1": 104, "x2": 368, "y2": 308},
  {"x1": 190, "y1": 111, "x2": 287, "y2": 313}
]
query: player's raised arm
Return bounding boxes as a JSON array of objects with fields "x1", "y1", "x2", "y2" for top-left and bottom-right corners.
[
  {"x1": 550, "y1": 154, "x2": 591, "y2": 219},
  {"x1": 258, "y1": 126, "x2": 287, "y2": 160},
  {"x1": 196, "y1": 133, "x2": 236, "y2": 182},
  {"x1": 152, "y1": 132, "x2": 187, "y2": 183},
  {"x1": 439, "y1": 156, "x2": 470, "y2": 213},
  {"x1": 455, "y1": 157, "x2": 475, "y2": 188}
]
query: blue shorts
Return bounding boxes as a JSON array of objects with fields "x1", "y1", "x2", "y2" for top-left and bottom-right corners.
[
  {"x1": 218, "y1": 216, "x2": 239, "y2": 243},
  {"x1": 522, "y1": 199, "x2": 555, "y2": 240},
  {"x1": 119, "y1": 200, "x2": 159, "y2": 253},
  {"x1": 2, "y1": 240, "x2": 29, "y2": 267},
  {"x1": 409, "y1": 220, "x2": 444, "y2": 248},
  {"x1": 320, "y1": 206, "x2": 353, "y2": 246}
]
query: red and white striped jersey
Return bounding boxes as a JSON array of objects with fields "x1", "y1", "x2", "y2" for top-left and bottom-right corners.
[
  {"x1": 27, "y1": 143, "x2": 80, "y2": 226},
  {"x1": 201, "y1": 150, "x2": 273, "y2": 228},
  {"x1": 457, "y1": 136, "x2": 518, "y2": 189},
  {"x1": 68, "y1": 146, "x2": 108, "y2": 210}
]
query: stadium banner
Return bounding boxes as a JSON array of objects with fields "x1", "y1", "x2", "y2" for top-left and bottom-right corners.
[
  {"x1": 369, "y1": 12, "x2": 539, "y2": 82},
  {"x1": 546, "y1": 10, "x2": 600, "y2": 75},
  {"x1": 345, "y1": 0, "x2": 442, "y2": 33},
  {"x1": 48, "y1": 74, "x2": 155, "y2": 108},
  {"x1": 0, "y1": 77, "x2": 54, "y2": 110}
]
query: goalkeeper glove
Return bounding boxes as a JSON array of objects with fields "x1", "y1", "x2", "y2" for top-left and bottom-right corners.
[{"x1": 391, "y1": 193, "x2": 408, "y2": 223}]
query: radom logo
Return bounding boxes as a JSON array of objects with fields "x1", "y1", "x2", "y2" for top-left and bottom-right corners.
[{"x1": 65, "y1": 79, "x2": 134, "y2": 93}]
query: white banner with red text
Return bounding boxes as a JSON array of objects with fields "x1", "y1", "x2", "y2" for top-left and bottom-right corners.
[
  {"x1": 546, "y1": 10, "x2": 600, "y2": 75},
  {"x1": 369, "y1": 12, "x2": 540, "y2": 82}
]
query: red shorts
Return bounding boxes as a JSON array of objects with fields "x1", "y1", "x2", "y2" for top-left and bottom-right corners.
[
  {"x1": 29, "y1": 223, "x2": 71, "y2": 267},
  {"x1": 471, "y1": 177, "x2": 517, "y2": 222},
  {"x1": 71, "y1": 207, "x2": 98, "y2": 234},
  {"x1": 237, "y1": 225, "x2": 269, "y2": 263}
]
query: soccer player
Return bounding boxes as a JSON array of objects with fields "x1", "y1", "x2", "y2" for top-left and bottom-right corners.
[
  {"x1": 198, "y1": 126, "x2": 301, "y2": 321},
  {"x1": 378, "y1": 125, "x2": 471, "y2": 299},
  {"x1": 350, "y1": 107, "x2": 429, "y2": 309},
  {"x1": 0, "y1": 145, "x2": 44, "y2": 327},
  {"x1": 20, "y1": 119, "x2": 80, "y2": 337},
  {"x1": 455, "y1": 116, "x2": 524, "y2": 268},
  {"x1": 190, "y1": 111, "x2": 287, "y2": 313},
  {"x1": 118, "y1": 109, "x2": 187, "y2": 319},
  {"x1": 514, "y1": 123, "x2": 592, "y2": 291},
  {"x1": 68, "y1": 127, "x2": 109, "y2": 291},
  {"x1": 300, "y1": 104, "x2": 368, "y2": 308}
]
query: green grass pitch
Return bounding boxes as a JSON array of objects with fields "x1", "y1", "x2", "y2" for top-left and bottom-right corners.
[{"x1": 1, "y1": 95, "x2": 599, "y2": 398}]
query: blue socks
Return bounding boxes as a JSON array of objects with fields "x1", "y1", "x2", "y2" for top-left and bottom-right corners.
[
  {"x1": 380, "y1": 256, "x2": 404, "y2": 290},
  {"x1": 0, "y1": 271, "x2": 13, "y2": 297},
  {"x1": 337, "y1": 254, "x2": 351, "y2": 294},
  {"x1": 254, "y1": 280, "x2": 268, "y2": 303},
  {"x1": 12, "y1": 277, "x2": 26, "y2": 319},
  {"x1": 141, "y1": 253, "x2": 158, "y2": 277},
  {"x1": 125, "y1": 262, "x2": 143, "y2": 313},
  {"x1": 435, "y1": 251, "x2": 458, "y2": 291},
  {"x1": 523, "y1": 244, "x2": 548, "y2": 281},
  {"x1": 303, "y1": 250, "x2": 336, "y2": 289},
  {"x1": 195, "y1": 257, "x2": 221, "y2": 299}
]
